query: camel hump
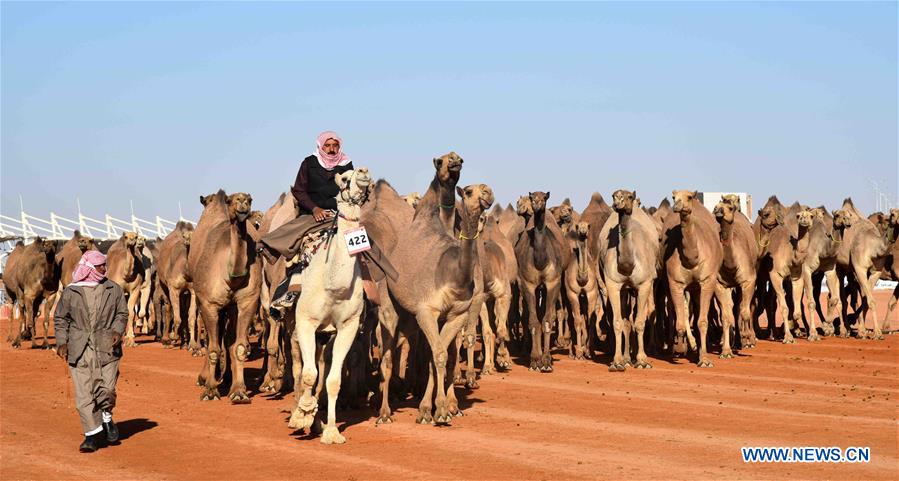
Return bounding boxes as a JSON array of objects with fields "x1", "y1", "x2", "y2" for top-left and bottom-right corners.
[{"x1": 589, "y1": 192, "x2": 606, "y2": 206}]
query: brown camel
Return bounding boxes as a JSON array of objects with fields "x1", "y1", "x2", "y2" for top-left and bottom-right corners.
[
  {"x1": 56, "y1": 231, "x2": 97, "y2": 287},
  {"x1": 360, "y1": 179, "x2": 418, "y2": 424},
  {"x1": 662, "y1": 190, "x2": 723, "y2": 367},
  {"x1": 563, "y1": 221, "x2": 601, "y2": 360},
  {"x1": 155, "y1": 221, "x2": 199, "y2": 352},
  {"x1": 385, "y1": 154, "x2": 493, "y2": 425},
  {"x1": 883, "y1": 209, "x2": 899, "y2": 326},
  {"x1": 799, "y1": 207, "x2": 843, "y2": 340},
  {"x1": 713, "y1": 198, "x2": 759, "y2": 353},
  {"x1": 756, "y1": 203, "x2": 815, "y2": 343},
  {"x1": 833, "y1": 198, "x2": 889, "y2": 339},
  {"x1": 256, "y1": 192, "x2": 298, "y2": 394},
  {"x1": 515, "y1": 191, "x2": 569, "y2": 372},
  {"x1": 600, "y1": 190, "x2": 661, "y2": 370},
  {"x1": 189, "y1": 190, "x2": 262, "y2": 403},
  {"x1": 106, "y1": 232, "x2": 145, "y2": 347},
  {"x1": 3, "y1": 239, "x2": 61, "y2": 348}
]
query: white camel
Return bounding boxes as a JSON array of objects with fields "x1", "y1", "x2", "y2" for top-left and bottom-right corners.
[{"x1": 288, "y1": 167, "x2": 372, "y2": 445}]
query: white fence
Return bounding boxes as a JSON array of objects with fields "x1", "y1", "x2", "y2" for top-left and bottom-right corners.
[{"x1": 0, "y1": 207, "x2": 193, "y2": 272}]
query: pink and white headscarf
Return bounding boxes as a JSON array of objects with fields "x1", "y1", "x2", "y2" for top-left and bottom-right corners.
[
  {"x1": 313, "y1": 131, "x2": 352, "y2": 171},
  {"x1": 71, "y1": 250, "x2": 107, "y2": 287}
]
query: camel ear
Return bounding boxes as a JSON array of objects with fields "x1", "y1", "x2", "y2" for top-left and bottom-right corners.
[
  {"x1": 545, "y1": 191, "x2": 551, "y2": 200},
  {"x1": 456, "y1": 186, "x2": 465, "y2": 197},
  {"x1": 692, "y1": 190, "x2": 698, "y2": 199},
  {"x1": 433, "y1": 158, "x2": 441, "y2": 170},
  {"x1": 200, "y1": 195, "x2": 207, "y2": 206},
  {"x1": 672, "y1": 190, "x2": 678, "y2": 197},
  {"x1": 631, "y1": 190, "x2": 637, "y2": 200}
]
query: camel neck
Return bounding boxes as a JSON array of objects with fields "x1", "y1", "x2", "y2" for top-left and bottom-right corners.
[
  {"x1": 679, "y1": 212, "x2": 700, "y2": 268},
  {"x1": 457, "y1": 207, "x2": 480, "y2": 287},
  {"x1": 227, "y1": 221, "x2": 249, "y2": 278},
  {"x1": 575, "y1": 236, "x2": 589, "y2": 285},
  {"x1": 323, "y1": 213, "x2": 361, "y2": 294},
  {"x1": 122, "y1": 245, "x2": 137, "y2": 279},
  {"x1": 719, "y1": 220, "x2": 737, "y2": 270},
  {"x1": 534, "y1": 209, "x2": 546, "y2": 232},
  {"x1": 617, "y1": 210, "x2": 636, "y2": 275}
]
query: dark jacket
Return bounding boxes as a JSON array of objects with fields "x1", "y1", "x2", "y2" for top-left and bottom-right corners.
[
  {"x1": 53, "y1": 279, "x2": 128, "y2": 366},
  {"x1": 291, "y1": 155, "x2": 354, "y2": 215}
]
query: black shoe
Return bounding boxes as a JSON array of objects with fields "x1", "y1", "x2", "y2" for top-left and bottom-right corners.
[
  {"x1": 269, "y1": 291, "x2": 299, "y2": 321},
  {"x1": 79, "y1": 433, "x2": 104, "y2": 453},
  {"x1": 104, "y1": 421, "x2": 119, "y2": 443}
]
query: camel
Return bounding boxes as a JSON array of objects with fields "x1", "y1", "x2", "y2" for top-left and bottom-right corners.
[
  {"x1": 833, "y1": 199, "x2": 889, "y2": 339},
  {"x1": 189, "y1": 190, "x2": 262, "y2": 403},
  {"x1": 798, "y1": 208, "x2": 843, "y2": 340},
  {"x1": 385, "y1": 152, "x2": 493, "y2": 424},
  {"x1": 599, "y1": 190, "x2": 661, "y2": 370},
  {"x1": 155, "y1": 221, "x2": 199, "y2": 352},
  {"x1": 755, "y1": 203, "x2": 815, "y2": 343},
  {"x1": 713, "y1": 198, "x2": 759, "y2": 353},
  {"x1": 287, "y1": 168, "x2": 372, "y2": 444},
  {"x1": 134, "y1": 235, "x2": 156, "y2": 334},
  {"x1": 256, "y1": 192, "x2": 299, "y2": 394},
  {"x1": 662, "y1": 190, "x2": 723, "y2": 367},
  {"x1": 550, "y1": 198, "x2": 579, "y2": 348},
  {"x1": 563, "y1": 221, "x2": 601, "y2": 360},
  {"x1": 515, "y1": 191, "x2": 569, "y2": 372},
  {"x1": 56, "y1": 231, "x2": 97, "y2": 287},
  {"x1": 106, "y1": 232, "x2": 146, "y2": 347},
  {"x1": 360, "y1": 179, "x2": 417, "y2": 424},
  {"x1": 883, "y1": 209, "x2": 899, "y2": 326},
  {"x1": 3, "y1": 238, "x2": 61, "y2": 348},
  {"x1": 403, "y1": 192, "x2": 421, "y2": 209}
]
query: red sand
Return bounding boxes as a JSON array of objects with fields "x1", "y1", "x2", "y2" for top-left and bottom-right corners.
[{"x1": 1, "y1": 292, "x2": 897, "y2": 480}]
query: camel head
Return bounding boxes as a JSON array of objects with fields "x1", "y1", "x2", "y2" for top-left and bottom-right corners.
[
  {"x1": 832, "y1": 209, "x2": 853, "y2": 230},
  {"x1": 721, "y1": 194, "x2": 742, "y2": 212},
  {"x1": 403, "y1": 192, "x2": 421, "y2": 209},
  {"x1": 574, "y1": 221, "x2": 590, "y2": 241},
  {"x1": 890, "y1": 208, "x2": 899, "y2": 226},
  {"x1": 200, "y1": 193, "x2": 217, "y2": 207},
  {"x1": 38, "y1": 238, "x2": 58, "y2": 256},
  {"x1": 713, "y1": 201, "x2": 736, "y2": 224},
  {"x1": 135, "y1": 235, "x2": 147, "y2": 249},
  {"x1": 227, "y1": 193, "x2": 253, "y2": 222},
  {"x1": 516, "y1": 195, "x2": 533, "y2": 218},
  {"x1": 757, "y1": 203, "x2": 782, "y2": 229},
  {"x1": 671, "y1": 190, "x2": 697, "y2": 215},
  {"x1": 181, "y1": 229, "x2": 193, "y2": 247},
  {"x1": 248, "y1": 210, "x2": 265, "y2": 230},
  {"x1": 433, "y1": 152, "x2": 463, "y2": 184},
  {"x1": 336, "y1": 167, "x2": 372, "y2": 207},
  {"x1": 811, "y1": 207, "x2": 827, "y2": 222},
  {"x1": 457, "y1": 184, "x2": 495, "y2": 215},
  {"x1": 551, "y1": 203, "x2": 574, "y2": 225},
  {"x1": 612, "y1": 189, "x2": 637, "y2": 215},
  {"x1": 121, "y1": 231, "x2": 138, "y2": 249},
  {"x1": 76, "y1": 235, "x2": 95, "y2": 253},
  {"x1": 528, "y1": 191, "x2": 550, "y2": 215}
]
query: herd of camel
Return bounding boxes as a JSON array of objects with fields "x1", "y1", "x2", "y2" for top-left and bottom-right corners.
[{"x1": 3, "y1": 153, "x2": 898, "y2": 443}]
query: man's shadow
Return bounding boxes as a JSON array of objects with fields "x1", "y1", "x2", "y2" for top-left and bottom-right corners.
[{"x1": 115, "y1": 418, "x2": 158, "y2": 441}]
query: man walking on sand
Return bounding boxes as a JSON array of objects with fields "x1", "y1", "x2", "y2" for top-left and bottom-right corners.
[{"x1": 54, "y1": 250, "x2": 128, "y2": 452}]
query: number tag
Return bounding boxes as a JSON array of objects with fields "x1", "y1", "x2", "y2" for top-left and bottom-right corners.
[{"x1": 343, "y1": 226, "x2": 371, "y2": 255}]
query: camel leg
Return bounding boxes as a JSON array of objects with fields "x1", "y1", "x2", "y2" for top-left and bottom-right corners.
[
  {"x1": 566, "y1": 288, "x2": 587, "y2": 360},
  {"x1": 494, "y1": 291, "x2": 513, "y2": 370},
  {"x1": 168, "y1": 290, "x2": 182, "y2": 348},
  {"x1": 138, "y1": 279, "x2": 152, "y2": 333},
  {"x1": 668, "y1": 283, "x2": 690, "y2": 356},
  {"x1": 227, "y1": 299, "x2": 255, "y2": 404},
  {"x1": 555, "y1": 300, "x2": 570, "y2": 350},
  {"x1": 123, "y1": 293, "x2": 139, "y2": 347},
  {"x1": 522, "y1": 283, "x2": 542, "y2": 371},
  {"x1": 608, "y1": 282, "x2": 626, "y2": 371},
  {"x1": 13, "y1": 298, "x2": 34, "y2": 349},
  {"x1": 838, "y1": 272, "x2": 851, "y2": 337},
  {"x1": 857, "y1": 267, "x2": 883, "y2": 339},
  {"x1": 186, "y1": 288, "x2": 201, "y2": 354},
  {"x1": 452, "y1": 332, "x2": 464, "y2": 385},
  {"x1": 377, "y1": 313, "x2": 397, "y2": 424},
  {"x1": 822, "y1": 269, "x2": 840, "y2": 336},
  {"x1": 463, "y1": 296, "x2": 482, "y2": 388},
  {"x1": 583, "y1": 285, "x2": 599, "y2": 359},
  {"x1": 738, "y1": 280, "x2": 757, "y2": 348},
  {"x1": 697, "y1": 281, "x2": 715, "y2": 367},
  {"x1": 261, "y1": 317, "x2": 282, "y2": 393},
  {"x1": 789, "y1": 276, "x2": 805, "y2": 339},
  {"x1": 884, "y1": 284, "x2": 899, "y2": 331},
  {"x1": 770, "y1": 273, "x2": 793, "y2": 344},
  {"x1": 289, "y1": 318, "x2": 319, "y2": 430},
  {"x1": 633, "y1": 283, "x2": 653, "y2": 368},
  {"x1": 321, "y1": 316, "x2": 361, "y2": 445},
  {"x1": 801, "y1": 269, "x2": 821, "y2": 342},
  {"x1": 715, "y1": 283, "x2": 736, "y2": 359},
  {"x1": 414, "y1": 309, "x2": 449, "y2": 424},
  {"x1": 541, "y1": 279, "x2": 562, "y2": 372},
  {"x1": 197, "y1": 301, "x2": 221, "y2": 400},
  {"x1": 479, "y1": 302, "x2": 497, "y2": 375}
]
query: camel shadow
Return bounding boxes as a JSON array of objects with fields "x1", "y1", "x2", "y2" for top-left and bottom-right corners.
[{"x1": 115, "y1": 418, "x2": 158, "y2": 441}]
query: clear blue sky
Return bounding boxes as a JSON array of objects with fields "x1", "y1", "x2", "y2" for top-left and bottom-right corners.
[{"x1": 2, "y1": 1, "x2": 896, "y2": 223}]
